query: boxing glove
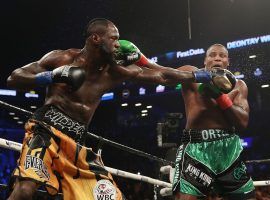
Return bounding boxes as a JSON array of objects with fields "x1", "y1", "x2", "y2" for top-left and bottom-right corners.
[
  {"x1": 35, "y1": 65, "x2": 86, "y2": 90},
  {"x1": 193, "y1": 68, "x2": 236, "y2": 93},
  {"x1": 114, "y1": 40, "x2": 149, "y2": 66}
]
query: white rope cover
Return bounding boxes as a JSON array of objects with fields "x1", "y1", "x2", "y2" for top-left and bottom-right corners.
[{"x1": 0, "y1": 138, "x2": 171, "y2": 188}]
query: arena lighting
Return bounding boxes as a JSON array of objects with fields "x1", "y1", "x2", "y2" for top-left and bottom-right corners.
[
  {"x1": 233, "y1": 71, "x2": 245, "y2": 79},
  {"x1": 249, "y1": 55, "x2": 256, "y2": 59},
  {"x1": 13, "y1": 117, "x2": 19, "y2": 120},
  {"x1": 141, "y1": 110, "x2": 148, "y2": 113},
  {"x1": 235, "y1": 74, "x2": 245, "y2": 79},
  {"x1": 25, "y1": 92, "x2": 39, "y2": 98},
  {"x1": 166, "y1": 52, "x2": 175, "y2": 60},
  {"x1": 101, "y1": 92, "x2": 114, "y2": 100},
  {"x1": 141, "y1": 113, "x2": 148, "y2": 117},
  {"x1": 121, "y1": 103, "x2": 128, "y2": 107},
  {"x1": 175, "y1": 84, "x2": 182, "y2": 90},
  {"x1": 9, "y1": 112, "x2": 15, "y2": 116},
  {"x1": 122, "y1": 89, "x2": 130, "y2": 98},
  {"x1": 146, "y1": 105, "x2": 152, "y2": 109},
  {"x1": 135, "y1": 103, "x2": 142, "y2": 107},
  {"x1": 17, "y1": 121, "x2": 24, "y2": 124},
  {"x1": 30, "y1": 106, "x2": 37, "y2": 109},
  {"x1": 150, "y1": 57, "x2": 158, "y2": 63},
  {"x1": 156, "y1": 85, "x2": 165, "y2": 93},
  {"x1": 0, "y1": 89, "x2": 16, "y2": 96},
  {"x1": 139, "y1": 87, "x2": 146, "y2": 95},
  {"x1": 254, "y1": 68, "x2": 262, "y2": 77},
  {"x1": 261, "y1": 84, "x2": 269, "y2": 88},
  {"x1": 240, "y1": 137, "x2": 253, "y2": 148}
]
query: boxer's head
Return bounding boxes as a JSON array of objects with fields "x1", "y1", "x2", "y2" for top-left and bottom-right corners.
[
  {"x1": 204, "y1": 44, "x2": 229, "y2": 71},
  {"x1": 85, "y1": 18, "x2": 120, "y2": 59}
]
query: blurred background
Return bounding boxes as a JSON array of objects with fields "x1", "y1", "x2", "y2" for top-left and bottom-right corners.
[{"x1": 0, "y1": 0, "x2": 270, "y2": 199}]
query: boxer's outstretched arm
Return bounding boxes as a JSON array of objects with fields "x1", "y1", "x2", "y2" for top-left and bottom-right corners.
[
  {"x1": 224, "y1": 80, "x2": 249, "y2": 131},
  {"x1": 132, "y1": 64, "x2": 199, "y2": 85}
]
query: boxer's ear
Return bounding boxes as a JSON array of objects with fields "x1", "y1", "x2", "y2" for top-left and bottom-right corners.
[{"x1": 91, "y1": 33, "x2": 101, "y2": 45}]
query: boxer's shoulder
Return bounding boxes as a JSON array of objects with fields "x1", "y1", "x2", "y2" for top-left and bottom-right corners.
[{"x1": 40, "y1": 49, "x2": 81, "y2": 68}]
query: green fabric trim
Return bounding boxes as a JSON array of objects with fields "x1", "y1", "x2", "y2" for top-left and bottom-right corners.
[
  {"x1": 229, "y1": 178, "x2": 255, "y2": 194},
  {"x1": 180, "y1": 178, "x2": 205, "y2": 197}
]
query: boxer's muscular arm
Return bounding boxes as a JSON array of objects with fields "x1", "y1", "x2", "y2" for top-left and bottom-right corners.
[
  {"x1": 7, "y1": 50, "x2": 71, "y2": 90},
  {"x1": 132, "y1": 64, "x2": 198, "y2": 85},
  {"x1": 110, "y1": 64, "x2": 143, "y2": 79},
  {"x1": 223, "y1": 80, "x2": 249, "y2": 131}
]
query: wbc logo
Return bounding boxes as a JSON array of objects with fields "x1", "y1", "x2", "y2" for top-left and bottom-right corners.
[{"x1": 93, "y1": 179, "x2": 116, "y2": 200}]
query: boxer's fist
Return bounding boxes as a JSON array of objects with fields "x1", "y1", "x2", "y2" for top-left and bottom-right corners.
[
  {"x1": 52, "y1": 65, "x2": 85, "y2": 90},
  {"x1": 35, "y1": 65, "x2": 85, "y2": 90},
  {"x1": 210, "y1": 67, "x2": 236, "y2": 93},
  {"x1": 193, "y1": 68, "x2": 236, "y2": 93},
  {"x1": 114, "y1": 40, "x2": 148, "y2": 66}
]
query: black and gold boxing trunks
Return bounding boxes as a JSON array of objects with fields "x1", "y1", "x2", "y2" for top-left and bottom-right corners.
[{"x1": 13, "y1": 105, "x2": 124, "y2": 200}]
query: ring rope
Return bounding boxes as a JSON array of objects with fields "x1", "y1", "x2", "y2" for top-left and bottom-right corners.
[
  {"x1": 0, "y1": 138, "x2": 171, "y2": 188},
  {"x1": 0, "y1": 100, "x2": 174, "y2": 166},
  {"x1": 1, "y1": 138, "x2": 270, "y2": 188},
  {"x1": 245, "y1": 159, "x2": 270, "y2": 164}
]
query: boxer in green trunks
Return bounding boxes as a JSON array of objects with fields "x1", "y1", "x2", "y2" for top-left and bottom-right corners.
[{"x1": 172, "y1": 44, "x2": 255, "y2": 200}]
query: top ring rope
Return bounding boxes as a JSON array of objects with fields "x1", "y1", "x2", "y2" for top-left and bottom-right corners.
[
  {"x1": 0, "y1": 100, "x2": 174, "y2": 165},
  {"x1": 245, "y1": 159, "x2": 270, "y2": 164}
]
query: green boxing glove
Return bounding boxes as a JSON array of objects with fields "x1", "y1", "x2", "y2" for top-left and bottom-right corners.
[
  {"x1": 198, "y1": 83, "x2": 222, "y2": 99},
  {"x1": 198, "y1": 83, "x2": 233, "y2": 110},
  {"x1": 115, "y1": 40, "x2": 149, "y2": 66}
]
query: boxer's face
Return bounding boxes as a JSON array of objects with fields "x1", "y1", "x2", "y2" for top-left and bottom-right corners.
[
  {"x1": 204, "y1": 45, "x2": 229, "y2": 70},
  {"x1": 100, "y1": 24, "x2": 120, "y2": 55}
]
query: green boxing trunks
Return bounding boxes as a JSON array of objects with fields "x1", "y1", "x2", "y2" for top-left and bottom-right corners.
[{"x1": 172, "y1": 129, "x2": 255, "y2": 199}]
